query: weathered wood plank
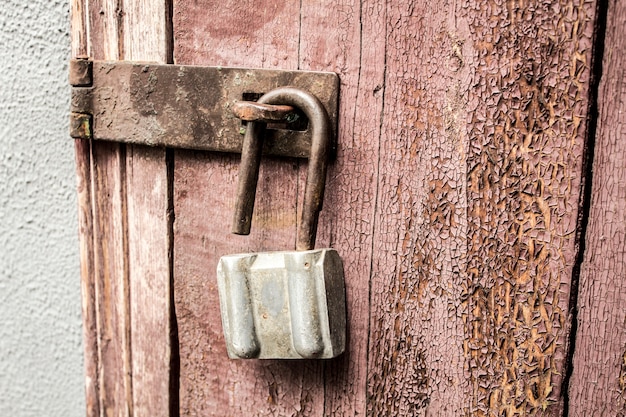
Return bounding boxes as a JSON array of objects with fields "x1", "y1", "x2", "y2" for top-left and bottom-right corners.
[
  {"x1": 123, "y1": 0, "x2": 172, "y2": 64},
  {"x1": 367, "y1": 0, "x2": 598, "y2": 415},
  {"x1": 367, "y1": 2, "x2": 470, "y2": 414},
  {"x1": 298, "y1": 1, "x2": 385, "y2": 415},
  {"x1": 74, "y1": 138, "x2": 100, "y2": 417},
  {"x1": 121, "y1": 2, "x2": 173, "y2": 416},
  {"x1": 72, "y1": 1, "x2": 173, "y2": 416},
  {"x1": 464, "y1": 1, "x2": 599, "y2": 413},
  {"x1": 127, "y1": 146, "x2": 171, "y2": 417},
  {"x1": 172, "y1": 2, "x2": 324, "y2": 415},
  {"x1": 70, "y1": 0, "x2": 88, "y2": 58},
  {"x1": 90, "y1": 141, "x2": 133, "y2": 417},
  {"x1": 569, "y1": 1, "x2": 626, "y2": 415},
  {"x1": 72, "y1": 4, "x2": 134, "y2": 416},
  {"x1": 71, "y1": 3, "x2": 98, "y2": 416},
  {"x1": 461, "y1": 1, "x2": 597, "y2": 414}
]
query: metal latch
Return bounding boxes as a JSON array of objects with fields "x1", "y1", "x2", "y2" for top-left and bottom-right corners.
[
  {"x1": 70, "y1": 59, "x2": 345, "y2": 359},
  {"x1": 69, "y1": 59, "x2": 339, "y2": 158}
]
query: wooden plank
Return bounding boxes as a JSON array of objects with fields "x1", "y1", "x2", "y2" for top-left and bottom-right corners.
[
  {"x1": 298, "y1": 1, "x2": 385, "y2": 415},
  {"x1": 569, "y1": 1, "x2": 626, "y2": 414},
  {"x1": 367, "y1": 0, "x2": 599, "y2": 415},
  {"x1": 74, "y1": 138, "x2": 100, "y2": 417},
  {"x1": 74, "y1": 3, "x2": 133, "y2": 415},
  {"x1": 91, "y1": 141, "x2": 133, "y2": 417},
  {"x1": 72, "y1": 1, "x2": 173, "y2": 416},
  {"x1": 121, "y1": 3, "x2": 173, "y2": 417},
  {"x1": 71, "y1": 3, "x2": 98, "y2": 417},
  {"x1": 172, "y1": 1, "x2": 324, "y2": 415},
  {"x1": 70, "y1": 0, "x2": 88, "y2": 58},
  {"x1": 460, "y1": 1, "x2": 597, "y2": 414},
  {"x1": 122, "y1": 0, "x2": 172, "y2": 64},
  {"x1": 366, "y1": 3, "x2": 470, "y2": 414},
  {"x1": 126, "y1": 146, "x2": 171, "y2": 417}
]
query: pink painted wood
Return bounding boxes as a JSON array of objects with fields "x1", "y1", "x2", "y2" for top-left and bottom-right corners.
[
  {"x1": 569, "y1": 1, "x2": 626, "y2": 414},
  {"x1": 172, "y1": 2, "x2": 325, "y2": 415},
  {"x1": 71, "y1": 0, "x2": 615, "y2": 415},
  {"x1": 172, "y1": 0, "x2": 600, "y2": 415},
  {"x1": 71, "y1": 1, "x2": 173, "y2": 416}
]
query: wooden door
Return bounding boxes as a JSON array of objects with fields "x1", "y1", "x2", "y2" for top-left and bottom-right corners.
[{"x1": 70, "y1": 0, "x2": 626, "y2": 415}]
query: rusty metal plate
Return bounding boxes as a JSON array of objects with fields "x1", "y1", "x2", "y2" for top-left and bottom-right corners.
[{"x1": 70, "y1": 60, "x2": 339, "y2": 158}]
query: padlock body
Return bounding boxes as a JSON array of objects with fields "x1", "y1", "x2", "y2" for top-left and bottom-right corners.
[{"x1": 217, "y1": 249, "x2": 345, "y2": 359}]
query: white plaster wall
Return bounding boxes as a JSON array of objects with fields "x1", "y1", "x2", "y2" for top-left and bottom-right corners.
[{"x1": 0, "y1": 1, "x2": 85, "y2": 415}]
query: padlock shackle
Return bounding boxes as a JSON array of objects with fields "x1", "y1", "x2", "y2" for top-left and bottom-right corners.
[{"x1": 232, "y1": 87, "x2": 331, "y2": 251}]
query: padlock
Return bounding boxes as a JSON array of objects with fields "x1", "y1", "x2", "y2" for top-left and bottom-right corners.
[{"x1": 217, "y1": 87, "x2": 346, "y2": 359}]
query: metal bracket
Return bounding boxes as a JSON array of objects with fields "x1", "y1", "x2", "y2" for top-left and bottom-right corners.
[{"x1": 69, "y1": 59, "x2": 339, "y2": 158}]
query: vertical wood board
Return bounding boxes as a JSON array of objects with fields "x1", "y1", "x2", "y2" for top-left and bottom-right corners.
[
  {"x1": 121, "y1": 2, "x2": 173, "y2": 416},
  {"x1": 74, "y1": 137, "x2": 100, "y2": 417},
  {"x1": 172, "y1": 2, "x2": 325, "y2": 415},
  {"x1": 90, "y1": 141, "x2": 133, "y2": 417},
  {"x1": 460, "y1": 1, "x2": 597, "y2": 414},
  {"x1": 71, "y1": 3, "x2": 98, "y2": 416},
  {"x1": 71, "y1": 1, "x2": 173, "y2": 416},
  {"x1": 569, "y1": 0, "x2": 626, "y2": 415},
  {"x1": 298, "y1": 1, "x2": 386, "y2": 415},
  {"x1": 367, "y1": 1, "x2": 470, "y2": 414}
]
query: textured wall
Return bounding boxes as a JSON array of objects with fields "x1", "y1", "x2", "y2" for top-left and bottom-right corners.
[{"x1": 0, "y1": 1, "x2": 84, "y2": 416}]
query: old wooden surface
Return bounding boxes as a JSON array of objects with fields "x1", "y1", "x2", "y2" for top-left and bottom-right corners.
[
  {"x1": 172, "y1": 0, "x2": 599, "y2": 416},
  {"x1": 71, "y1": 0, "x2": 173, "y2": 416},
  {"x1": 455, "y1": 1, "x2": 596, "y2": 414},
  {"x1": 298, "y1": 1, "x2": 384, "y2": 414},
  {"x1": 70, "y1": 3, "x2": 98, "y2": 415},
  {"x1": 569, "y1": 0, "x2": 626, "y2": 415},
  {"x1": 72, "y1": 0, "x2": 613, "y2": 415},
  {"x1": 172, "y1": 2, "x2": 325, "y2": 415}
]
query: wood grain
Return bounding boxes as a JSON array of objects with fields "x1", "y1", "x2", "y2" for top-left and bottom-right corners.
[
  {"x1": 72, "y1": 1, "x2": 173, "y2": 416},
  {"x1": 121, "y1": 2, "x2": 173, "y2": 416},
  {"x1": 172, "y1": 2, "x2": 325, "y2": 415},
  {"x1": 127, "y1": 146, "x2": 171, "y2": 417},
  {"x1": 172, "y1": 0, "x2": 602, "y2": 415},
  {"x1": 70, "y1": 0, "x2": 88, "y2": 58},
  {"x1": 569, "y1": 1, "x2": 626, "y2": 415},
  {"x1": 298, "y1": 1, "x2": 385, "y2": 415},
  {"x1": 90, "y1": 141, "x2": 133, "y2": 417},
  {"x1": 74, "y1": 138, "x2": 100, "y2": 417},
  {"x1": 367, "y1": 2, "x2": 471, "y2": 414},
  {"x1": 460, "y1": 1, "x2": 597, "y2": 414},
  {"x1": 71, "y1": 3, "x2": 98, "y2": 416}
]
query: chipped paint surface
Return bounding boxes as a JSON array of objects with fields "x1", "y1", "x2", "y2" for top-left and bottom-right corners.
[
  {"x1": 368, "y1": 0, "x2": 596, "y2": 415},
  {"x1": 569, "y1": 0, "x2": 626, "y2": 414},
  {"x1": 95, "y1": 0, "x2": 602, "y2": 415},
  {"x1": 462, "y1": 0, "x2": 595, "y2": 414},
  {"x1": 368, "y1": 2, "x2": 470, "y2": 414}
]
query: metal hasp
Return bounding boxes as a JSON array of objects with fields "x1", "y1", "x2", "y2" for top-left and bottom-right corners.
[
  {"x1": 69, "y1": 59, "x2": 339, "y2": 158},
  {"x1": 217, "y1": 87, "x2": 346, "y2": 360}
]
